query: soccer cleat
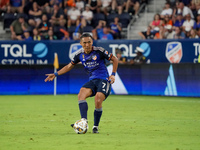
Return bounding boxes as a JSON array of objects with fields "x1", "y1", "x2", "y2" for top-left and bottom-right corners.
[{"x1": 92, "y1": 127, "x2": 99, "y2": 133}]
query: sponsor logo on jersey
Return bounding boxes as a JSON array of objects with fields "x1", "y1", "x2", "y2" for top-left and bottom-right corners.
[
  {"x1": 166, "y1": 42, "x2": 182, "y2": 63},
  {"x1": 92, "y1": 55, "x2": 97, "y2": 60}
]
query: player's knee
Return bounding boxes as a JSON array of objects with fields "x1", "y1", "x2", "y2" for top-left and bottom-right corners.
[
  {"x1": 95, "y1": 93, "x2": 104, "y2": 108},
  {"x1": 78, "y1": 88, "x2": 90, "y2": 100}
]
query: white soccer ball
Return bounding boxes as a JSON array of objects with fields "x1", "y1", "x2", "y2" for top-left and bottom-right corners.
[{"x1": 73, "y1": 119, "x2": 88, "y2": 134}]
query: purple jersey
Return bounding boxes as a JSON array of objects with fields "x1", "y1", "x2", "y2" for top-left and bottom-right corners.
[{"x1": 71, "y1": 46, "x2": 113, "y2": 80}]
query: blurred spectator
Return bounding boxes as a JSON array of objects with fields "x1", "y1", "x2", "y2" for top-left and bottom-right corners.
[
  {"x1": 72, "y1": 30, "x2": 81, "y2": 40},
  {"x1": 130, "y1": 47, "x2": 146, "y2": 65},
  {"x1": 189, "y1": 0, "x2": 198, "y2": 18},
  {"x1": 81, "y1": 4, "x2": 93, "y2": 27},
  {"x1": 164, "y1": 24, "x2": 174, "y2": 39},
  {"x1": 92, "y1": 20, "x2": 106, "y2": 40},
  {"x1": 111, "y1": 0, "x2": 124, "y2": 15},
  {"x1": 177, "y1": 1, "x2": 194, "y2": 19},
  {"x1": 45, "y1": 29, "x2": 57, "y2": 40},
  {"x1": 50, "y1": 0, "x2": 62, "y2": 8},
  {"x1": 55, "y1": 19, "x2": 68, "y2": 39},
  {"x1": 28, "y1": 2, "x2": 42, "y2": 27},
  {"x1": 38, "y1": 14, "x2": 52, "y2": 37},
  {"x1": 196, "y1": 27, "x2": 200, "y2": 37},
  {"x1": 125, "y1": 0, "x2": 140, "y2": 18},
  {"x1": 138, "y1": 26, "x2": 155, "y2": 39},
  {"x1": 163, "y1": 14, "x2": 173, "y2": 28},
  {"x1": 194, "y1": 14, "x2": 200, "y2": 29},
  {"x1": 99, "y1": 0, "x2": 111, "y2": 16},
  {"x1": 10, "y1": 14, "x2": 29, "y2": 40},
  {"x1": 67, "y1": 4, "x2": 81, "y2": 27},
  {"x1": 23, "y1": 0, "x2": 33, "y2": 15},
  {"x1": 88, "y1": 0, "x2": 101, "y2": 14},
  {"x1": 182, "y1": 13, "x2": 195, "y2": 32},
  {"x1": 32, "y1": 28, "x2": 42, "y2": 40},
  {"x1": 21, "y1": 30, "x2": 33, "y2": 41},
  {"x1": 76, "y1": 0, "x2": 85, "y2": 12},
  {"x1": 173, "y1": 13, "x2": 185, "y2": 28},
  {"x1": 98, "y1": 26, "x2": 113, "y2": 40},
  {"x1": 160, "y1": 2, "x2": 173, "y2": 18},
  {"x1": 173, "y1": 26, "x2": 185, "y2": 39},
  {"x1": 50, "y1": 4, "x2": 65, "y2": 26},
  {"x1": 149, "y1": 14, "x2": 161, "y2": 32},
  {"x1": 115, "y1": 48, "x2": 127, "y2": 64},
  {"x1": 154, "y1": 26, "x2": 165, "y2": 39},
  {"x1": 185, "y1": 29, "x2": 191, "y2": 38},
  {"x1": 62, "y1": 32, "x2": 71, "y2": 40},
  {"x1": 0, "y1": 0, "x2": 9, "y2": 14},
  {"x1": 34, "y1": 0, "x2": 50, "y2": 13},
  {"x1": 189, "y1": 28, "x2": 199, "y2": 38},
  {"x1": 110, "y1": 17, "x2": 122, "y2": 39},
  {"x1": 10, "y1": 0, "x2": 25, "y2": 13}
]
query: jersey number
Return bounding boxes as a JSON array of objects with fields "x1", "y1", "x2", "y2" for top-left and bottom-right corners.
[{"x1": 102, "y1": 82, "x2": 106, "y2": 89}]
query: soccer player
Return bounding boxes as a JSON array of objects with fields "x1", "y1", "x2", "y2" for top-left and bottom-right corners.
[{"x1": 44, "y1": 33, "x2": 118, "y2": 133}]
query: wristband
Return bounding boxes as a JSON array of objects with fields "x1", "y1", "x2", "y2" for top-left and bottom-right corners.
[
  {"x1": 54, "y1": 72, "x2": 58, "y2": 77},
  {"x1": 111, "y1": 72, "x2": 116, "y2": 76}
]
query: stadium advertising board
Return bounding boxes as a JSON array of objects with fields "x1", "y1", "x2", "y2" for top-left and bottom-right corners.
[
  {"x1": 1, "y1": 64, "x2": 200, "y2": 97},
  {"x1": 0, "y1": 39, "x2": 200, "y2": 64}
]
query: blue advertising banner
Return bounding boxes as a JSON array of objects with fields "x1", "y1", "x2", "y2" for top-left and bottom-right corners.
[
  {"x1": 0, "y1": 39, "x2": 200, "y2": 65},
  {"x1": 0, "y1": 64, "x2": 200, "y2": 97}
]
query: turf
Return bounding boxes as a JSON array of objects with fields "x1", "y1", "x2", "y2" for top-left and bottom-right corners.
[{"x1": 0, "y1": 95, "x2": 200, "y2": 150}]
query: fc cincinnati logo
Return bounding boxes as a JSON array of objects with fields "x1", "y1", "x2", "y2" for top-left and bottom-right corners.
[
  {"x1": 104, "y1": 51, "x2": 108, "y2": 55},
  {"x1": 92, "y1": 55, "x2": 97, "y2": 60},
  {"x1": 166, "y1": 42, "x2": 183, "y2": 63}
]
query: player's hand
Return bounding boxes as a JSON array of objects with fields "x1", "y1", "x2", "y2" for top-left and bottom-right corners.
[
  {"x1": 108, "y1": 75, "x2": 115, "y2": 84},
  {"x1": 44, "y1": 73, "x2": 56, "y2": 82}
]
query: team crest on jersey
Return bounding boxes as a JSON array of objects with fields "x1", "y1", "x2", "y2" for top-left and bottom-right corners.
[
  {"x1": 166, "y1": 42, "x2": 182, "y2": 63},
  {"x1": 92, "y1": 55, "x2": 97, "y2": 60}
]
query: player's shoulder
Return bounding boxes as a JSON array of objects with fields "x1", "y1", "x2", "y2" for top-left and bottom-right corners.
[
  {"x1": 93, "y1": 46, "x2": 106, "y2": 52},
  {"x1": 74, "y1": 48, "x2": 84, "y2": 56}
]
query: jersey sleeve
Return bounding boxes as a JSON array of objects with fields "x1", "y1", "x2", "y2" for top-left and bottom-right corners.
[
  {"x1": 71, "y1": 53, "x2": 80, "y2": 65},
  {"x1": 98, "y1": 47, "x2": 113, "y2": 61}
]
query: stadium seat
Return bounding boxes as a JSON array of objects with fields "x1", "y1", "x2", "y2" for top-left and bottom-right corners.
[
  {"x1": 82, "y1": 26, "x2": 93, "y2": 32},
  {"x1": 3, "y1": 13, "x2": 16, "y2": 30},
  {"x1": 106, "y1": 13, "x2": 119, "y2": 25},
  {"x1": 92, "y1": 13, "x2": 106, "y2": 27},
  {"x1": 68, "y1": 26, "x2": 78, "y2": 37},
  {"x1": 118, "y1": 12, "x2": 131, "y2": 28},
  {"x1": 53, "y1": 26, "x2": 62, "y2": 39}
]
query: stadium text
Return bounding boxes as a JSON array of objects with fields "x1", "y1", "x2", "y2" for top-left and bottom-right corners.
[
  {"x1": 193, "y1": 43, "x2": 200, "y2": 63},
  {"x1": 1, "y1": 44, "x2": 48, "y2": 65},
  {"x1": 109, "y1": 44, "x2": 137, "y2": 57},
  {"x1": 1, "y1": 44, "x2": 32, "y2": 57}
]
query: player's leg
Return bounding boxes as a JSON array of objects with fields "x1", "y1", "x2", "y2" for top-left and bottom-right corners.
[
  {"x1": 93, "y1": 92, "x2": 105, "y2": 133},
  {"x1": 93, "y1": 79, "x2": 111, "y2": 133},
  {"x1": 78, "y1": 87, "x2": 92, "y2": 119}
]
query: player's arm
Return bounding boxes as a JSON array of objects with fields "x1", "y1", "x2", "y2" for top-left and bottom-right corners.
[
  {"x1": 44, "y1": 63, "x2": 74, "y2": 82},
  {"x1": 108, "y1": 55, "x2": 118, "y2": 84}
]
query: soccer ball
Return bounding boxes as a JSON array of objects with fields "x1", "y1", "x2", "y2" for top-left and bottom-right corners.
[{"x1": 73, "y1": 119, "x2": 88, "y2": 134}]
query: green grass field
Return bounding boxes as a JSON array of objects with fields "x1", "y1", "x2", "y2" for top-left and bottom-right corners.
[{"x1": 0, "y1": 95, "x2": 200, "y2": 150}]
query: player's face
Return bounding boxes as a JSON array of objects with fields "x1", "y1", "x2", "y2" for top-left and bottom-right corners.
[{"x1": 80, "y1": 37, "x2": 93, "y2": 54}]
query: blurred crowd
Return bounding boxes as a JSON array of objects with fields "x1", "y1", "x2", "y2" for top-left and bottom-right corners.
[
  {"x1": 0, "y1": 0, "x2": 148, "y2": 41},
  {"x1": 138, "y1": 0, "x2": 200, "y2": 39}
]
